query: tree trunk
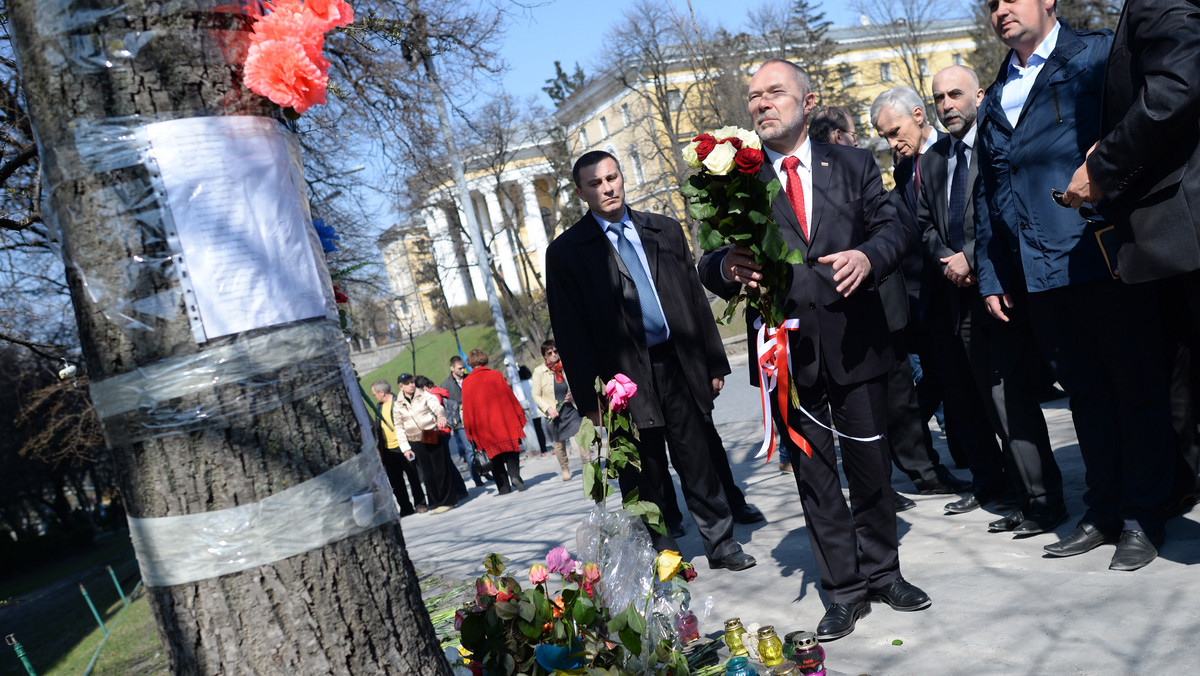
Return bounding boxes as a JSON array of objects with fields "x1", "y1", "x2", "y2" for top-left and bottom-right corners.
[{"x1": 8, "y1": 2, "x2": 451, "y2": 673}]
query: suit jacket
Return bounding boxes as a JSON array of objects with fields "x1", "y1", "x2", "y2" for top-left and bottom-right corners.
[
  {"x1": 974, "y1": 21, "x2": 1114, "y2": 297},
  {"x1": 918, "y1": 132, "x2": 981, "y2": 332},
  {"x1": 1087, "y1": 0, "x2": 1200, "y2": 283},
  {"x1": 545, "y1": 208, "x2": 730, "y2": 428},
  {"x1": 698, "y1": 142, "x2": 909, "y2": 389}
]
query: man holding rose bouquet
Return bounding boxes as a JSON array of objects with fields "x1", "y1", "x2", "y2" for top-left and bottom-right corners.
[{"x1": 697, "y1": 59, "x2": 928, "y2": 641}]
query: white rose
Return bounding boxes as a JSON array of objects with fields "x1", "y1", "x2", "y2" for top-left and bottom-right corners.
[
  {"x1": 712, "y1": 125, "x2": 741, "y2": 140},
  {"x1": 702, "y1": 141, "x2": 737, "y2": 175},
  {"x1": 735, "y1": 127, "x2": 761, "y2": 150},
  {"x1": 682, "y1": 140, "x2": 702, "y2": 169}
]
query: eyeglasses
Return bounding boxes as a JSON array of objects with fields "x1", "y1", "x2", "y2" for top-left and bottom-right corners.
[
  {"x1": 839, "y1": 129, "x2": 858, "y2": 143},
  {"x1": 1051, "y1": 189, "x2": 1105, "y2": 223}
]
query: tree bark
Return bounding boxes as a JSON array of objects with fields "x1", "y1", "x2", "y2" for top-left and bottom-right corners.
[{"x1": 8, "y1": 2, "x2": 451, "y2": 673}]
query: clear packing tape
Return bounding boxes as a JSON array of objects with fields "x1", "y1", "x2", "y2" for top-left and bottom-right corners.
[
  {"x1": 129, "y1": 446, "x2": 398, "y2": 588},
  {"x1": 89, "y1": 320, "x2": 347, "y2": 441}
]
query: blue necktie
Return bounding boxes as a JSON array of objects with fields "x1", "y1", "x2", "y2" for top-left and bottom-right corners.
[
  {"x1": 947, "y1": 139, "x2": 969, "y2": 253},
  {"x1": 607, "y1": 221, "x2": 668, "y2": 344}
]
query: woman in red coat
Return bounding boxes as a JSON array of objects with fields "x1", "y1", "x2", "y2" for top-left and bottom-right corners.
[{"x1": 461, "y1": 348, "x2": 527, "y2": 494}]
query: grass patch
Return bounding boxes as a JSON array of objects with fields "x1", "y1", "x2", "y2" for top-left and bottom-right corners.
[{"x1": 41, "y1": 588, "x2": 166, "y2": 676}]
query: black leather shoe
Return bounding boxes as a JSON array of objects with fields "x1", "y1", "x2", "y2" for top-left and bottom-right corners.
[
  {"x1": 895, "y1": 493, "x2": 917, "y2": 512},
  {"x1": 943, "y1": 494, "x2": 982, "y2": 514},
  {"x1": 1043, "y1": 522, "x2": 1116, "y2": 557},
  {"x1": 816, "y1": 601, "x2": 871, "y2": 641},
  {"x1": 708, "y1": 550, "x2": 757, "y2": 571},
  {"x1": 1013, "y1": 509, "x2": 1068, "y2": 536},
  {"x1": 667, "y1": 522, "x2": 686, "y2": 539},
  {"x1": 988, "y1": 509, "x2": 1024, "y2": 532},
  {"x1": 869, "y1": 577, "x2": 931, "y2": 612},
  {"x1": 732, "y1": 504, "x2": 766, "y2": 524},
  {"x1": 1109, "y1": 530, "x2": 1159, "y2": 571}
]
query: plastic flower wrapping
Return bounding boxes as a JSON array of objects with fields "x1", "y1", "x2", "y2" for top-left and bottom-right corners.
[{"x1": 451, "y1": 505, "x2": 714, "y2": 675}]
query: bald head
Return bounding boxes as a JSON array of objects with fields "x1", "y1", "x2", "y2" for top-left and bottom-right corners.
[{"x1": 931, "y1": 65, "x2": 984, "y2": 138}]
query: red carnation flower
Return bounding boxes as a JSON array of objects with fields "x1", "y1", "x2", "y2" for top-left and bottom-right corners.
[
  {"x1": 693, "y1": 133, "x2": 717, "y2": 160},
  {"x1": 734, "y1": 147, "x2": 764, "y2": 175}
]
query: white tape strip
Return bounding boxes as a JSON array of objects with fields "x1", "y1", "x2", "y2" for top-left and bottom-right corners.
[{"x1": 128, "y1": 448, "x2": 397, "y2": 587}]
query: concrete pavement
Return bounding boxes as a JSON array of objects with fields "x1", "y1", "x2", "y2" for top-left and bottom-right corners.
[{"x1": 400, "y1": 356, "x2": 1200, "y2": 675}]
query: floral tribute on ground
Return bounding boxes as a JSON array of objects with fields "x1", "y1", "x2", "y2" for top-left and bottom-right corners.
[
  {"x1": 243, "y1": 0, "x2": 355, "y2": 114},
  {"x1": 450, "y1": 375, "x2": 725, "y2": 674},
  {"x1": 680, "y1": 127, "x2": 809, "y2": 461}
]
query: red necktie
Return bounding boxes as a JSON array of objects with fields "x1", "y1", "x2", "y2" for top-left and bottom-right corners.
[
  {"x1": 913, "y1": 151, "x2": 923, "y2": 194},
  {"x1": 782, "y1": 155, "x2": 809, "y2": 241}
]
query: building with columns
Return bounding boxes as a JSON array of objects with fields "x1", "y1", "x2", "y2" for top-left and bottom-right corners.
[{"x1": 379, "y1": 17, "x2": 977, "y2": 331}]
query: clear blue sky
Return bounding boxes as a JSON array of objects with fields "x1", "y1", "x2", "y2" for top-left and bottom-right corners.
[{"x1": 499, "y1": 0, "x2": 860, "y2": 106}]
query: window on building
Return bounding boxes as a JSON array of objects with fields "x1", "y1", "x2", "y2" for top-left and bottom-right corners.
[
  {"x1": 839, "y1": 65, "x2": 856, "y2": 88},
  {"x1": 600, "y1": 117, "x2": 609, "y2": 138},
  {"x1": 580, "y1": 127, "x2": 589, "y2": 148},
  {"x1": 880, "y1": 63, "x2": 893, "y2": 82},
  {"x1": 918, "y1": 57, "x2": 930, "y2": 77},
  {"x1": 629, "y1": 147, "x2": 645, "y2": 185},
  {"x1": 667, "y1": 89, "x2": 683, "y2": 112},
  {"x1": 621, "y1": 103, "x2": 631, "y2": 126},
  {"x1": 953, "y1": 53, "x2": 964, "y2": 66}
]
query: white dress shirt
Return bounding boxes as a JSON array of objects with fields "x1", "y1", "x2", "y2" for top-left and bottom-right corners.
[{"x1": 1000, "y1": 21, "x2": 1061, "y2": 127}]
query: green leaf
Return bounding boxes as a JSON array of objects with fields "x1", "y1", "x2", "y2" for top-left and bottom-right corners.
[
  {"x1": 892, "y1": 639, "x2": 904, "y2": 646},
  {"x1": 518, "y1": 592, "x2": 537, "y2": 622},
  {"x1": 689, "y1": 201, "x2": 718, "y2": 221},
  {"x1": 698, "y1": 222, "x2": 726, "y2": 250},
  {"x1": 573, "y1": 594, "x2": 596, "y2": 625},
  {"x1": 784, "y1": 248, "x2": 805, "y2": 265},
  {"x1": 582, "y1": 461, "x2": 610, "y2": 503},
  {"x1": 765, "y1": 177, "x2": 781, "y2": 203},
  {"x1": 460, "y1": 613, "x2": 487, "y2": 647},
  {"x1": 626, "y1": 606, "x2": 647, "y2": 634},
  {"x1": 619, "y1": 625, "x2": 643, "y2": 656},
  {"x1": 493, "y1": 599, "x2": 519, "y2": 621},
  {"x1": 518, "y1": 618, "x2": 542, "y2": 639},
  {"x1": 761, "y1": 226, "x2": 786, "y2": 261},
  {"x1": 575, "y1": 418, "x2": 596, "y2": 451},
  {"x1": 681, "y1": 176, "x2": 707, "y2": 198}
]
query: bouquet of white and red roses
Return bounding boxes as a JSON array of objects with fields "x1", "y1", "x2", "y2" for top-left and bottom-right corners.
[{"x1": 680, "y1": 126, "x2": 802, "y2": 328}]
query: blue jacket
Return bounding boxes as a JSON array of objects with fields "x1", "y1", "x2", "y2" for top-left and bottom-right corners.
[{"x1": 974, "y1": 21, "x2": 1114, "y2": 296}]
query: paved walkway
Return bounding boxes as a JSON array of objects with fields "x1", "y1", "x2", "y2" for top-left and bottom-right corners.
[{"x1": 401, "y1": 356, "x2": 1200, "y2": 675}]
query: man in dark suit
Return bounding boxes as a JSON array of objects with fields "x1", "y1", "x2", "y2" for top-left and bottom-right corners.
[
  {"x1": 975, "y1": 0, "x2": 1175, "y2": 571},
  {"x1": 1063, "y1": 0, "x2": 1200, "y2": 510},
  {"x1": 545, "y1": 150, "x2": 755, "y2": 572},
  {"x1": 699, "y1": 59, "x2": 928, "y2": 641},
  {"x1": 918, "y1": 65, "x2": 1065, "y2": 534}
]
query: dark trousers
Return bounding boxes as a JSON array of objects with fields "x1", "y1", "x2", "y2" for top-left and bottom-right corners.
[
  {"x1": 657, "y1": 417, "x2": 749, "y2": 527},
  {"x1": 491, "y1": 451, "x2": 524, "y2": 494},
  {"x1": 788, "y1": 370, "x2": 898, "y2": 604},
  {"x1": 619, "y1": 344, "x2": 737, "y2": 560},
  {"x1": 1161, "y1": 271, "x2": 1200, "y2": 505},
  {"x1": 885, "y1": 332, "x2": 946, "y2": 489},
  {"x1": 532, "y1": 418, "x2": 548, "y2": 453},
  {"x1": 381, "y1": 447, "x2": 425, "y2": 513},
  {"x1": 968, "y1": 294, "x2": 1063, "y2": 511},
  {"x1": 1026, "y1": 278, "x2": 1175, "y2": 534},
  {"x1": 929, "y1": 285, "x2": 1006, "y2": 496},
  {"x1": 410, "y1": 437, "x2": 457, "y2": 508}
]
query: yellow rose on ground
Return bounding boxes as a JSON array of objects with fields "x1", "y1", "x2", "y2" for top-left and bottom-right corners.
[
  {"x1": 656, "y1": 550, "x2": 683, "y2": 582},
  {"x1": 682, "y1": 140, "x2": 702, "y2": 169},
  {"x1": 702, "y1": 142, "x2": 737, "y2": 175}
]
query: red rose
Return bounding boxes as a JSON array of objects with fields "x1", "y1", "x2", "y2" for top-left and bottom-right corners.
[
  {"x1": 681, "y1": 566, "x2": 698, "y2": 582},
  {"x1": 693, "y1": 133, "x2": 717, "y2": 160},
  {"x1": 722, "y1": 136, "x2": 743, "y2": 150},
  {"x1": 734, "y1": 147, "x2": 764, "y2": 174}
]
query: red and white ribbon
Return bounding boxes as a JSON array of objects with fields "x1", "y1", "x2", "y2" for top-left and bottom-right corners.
[{"x1": 753, "y1": 319, "x2": 884, "y2": 462}]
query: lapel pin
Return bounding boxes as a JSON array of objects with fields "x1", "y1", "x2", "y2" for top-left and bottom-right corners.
[{"x1": 820, "y1": 161, "x2": 829, "y2": 167}]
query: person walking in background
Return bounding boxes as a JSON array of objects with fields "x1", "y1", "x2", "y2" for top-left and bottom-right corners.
[
  {"x1": 461, "y1": 349, "x2": 528, "y2": 494},
  {"x1": 370, "y1": 379, "x2": 426, "y2": 516},
  {"x1": 390, "y1": 373, "x2": 456, "y2": 514},
  {"x1": 418, "y1": 375, "x2": 470, "y2": 501},
  {"x1": 516, "y1": 365, "x2": 549, "y2": 456},
  {"x1": 441, "y1": 355, "x2": 484, "y2": 487},
  {"x1": 532, "y1": 339, "x2": 590, "y2": 481}
]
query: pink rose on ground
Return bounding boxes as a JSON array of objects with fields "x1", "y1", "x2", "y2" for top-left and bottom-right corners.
[
  {"x1": 529, "y1": 564, "x2": 549, "y2": 585},
  {"x1": 475, "y1": 577, "x2": 498, "y2": 597},
  {"x1": 605, "y1": 374, "x2": 638, "y2": 412},
  {"x1": 546, "y1": 546, "x2": 574, "y2": 574}
]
